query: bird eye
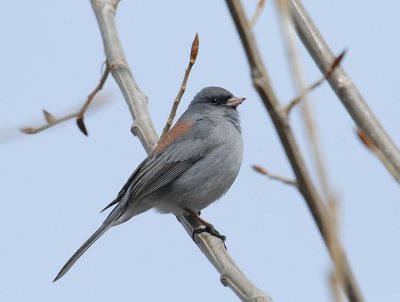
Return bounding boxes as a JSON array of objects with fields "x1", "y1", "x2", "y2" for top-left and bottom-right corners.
[{"x1": 212, "y1": 98, "x2": 218, "y2": 104}]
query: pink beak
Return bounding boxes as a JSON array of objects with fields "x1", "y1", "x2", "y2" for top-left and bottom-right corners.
[{"x1": 226, "y1": 97, "x2": 246, "y2": 108}]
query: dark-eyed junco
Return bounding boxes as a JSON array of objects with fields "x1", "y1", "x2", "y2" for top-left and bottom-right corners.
[{"x1": 54, "y1": 86, "x2": 245, "y2": 281}]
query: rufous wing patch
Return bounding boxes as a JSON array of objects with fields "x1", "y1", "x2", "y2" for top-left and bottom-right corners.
[{"x1": 154, "y1": 119, "x2": 192, "y2": 155}]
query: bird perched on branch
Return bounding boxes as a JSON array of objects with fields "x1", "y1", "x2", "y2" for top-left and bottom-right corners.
[{"x1": 54, "y1": 86, "x2": 245, "y2": 281}]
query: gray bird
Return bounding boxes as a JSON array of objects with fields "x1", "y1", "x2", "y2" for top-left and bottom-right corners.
[{"x1": 54, "y1": 86, "x2": 245, "y2": 281}]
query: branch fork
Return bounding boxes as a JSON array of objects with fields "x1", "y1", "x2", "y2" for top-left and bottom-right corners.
[{"x1": 283, "y1": 51, "x2": 346, "y2": 115}]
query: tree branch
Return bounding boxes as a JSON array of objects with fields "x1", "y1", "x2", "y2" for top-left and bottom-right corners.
[
  {"x1": 289, "y1": 0, "x2": 400, "y2": 183},
  {"x1": 225, "y1": 0, "x2": 364, "y2": 301},
  {"x1": 90, "y1": 1, "x2": 270, "y2": 301}
]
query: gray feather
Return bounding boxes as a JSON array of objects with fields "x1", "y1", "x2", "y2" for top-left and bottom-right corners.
[{"x1": 53, "y1": 222, "x2": 111, "y2": 282}]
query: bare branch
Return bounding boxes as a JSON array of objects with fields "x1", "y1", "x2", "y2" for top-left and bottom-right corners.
[
  {"x1": 289, "y1": 0, "x2": 400, "y2": 183},
  {"x1": 276, "y1": 0, "x2": 333, "y2": 201},
  {"x1": 284, "y1": 51, "x2": 345, "y2": 114},
  {"x1": 277, "y1": 6, "x2": 348, "y2": 297},
  {"x1": 250, "y1": 0, "x2": 266, "y2": 27},
  {"x1": 162, "y1": 33, "x2": 199, "y2": 136},
  {"x1": 225, "y1": 0, "x2": 364, "y2": 301},
  {"x1": 20, "y1": 63, "x2": 111, "y2": 136},
  {"x1": 91, "y1": 0, "x2": 158, "y2": 153},
  {"x1": 252, "y1": 165, "x2": 297, "y2": 187},
  {"x1": 90, "y1": 1, "x2": 270, "y2": 301}
]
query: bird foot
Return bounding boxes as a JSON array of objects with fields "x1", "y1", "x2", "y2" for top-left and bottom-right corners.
[{"x1": 192, "y1": 224, "x2": 226, "y2": 242}]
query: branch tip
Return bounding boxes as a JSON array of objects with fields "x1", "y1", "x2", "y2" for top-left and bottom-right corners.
[
  {"x1": 190, "y1": 33, "x2": 199, "y2": 63},
  {"x1": 252, "y1": 165, "x2": 268, "y2": 175},
  {"x1": 20, "y1": 127, "x2": 36, "y2": 134},
  {"x1": 162, "y1": 34, "x2": 200, "y2": 135}
]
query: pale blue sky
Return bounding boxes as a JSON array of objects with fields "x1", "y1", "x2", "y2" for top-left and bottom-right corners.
[{"x1": 1, "y1": 1, "x2": 399, "y2": 301}]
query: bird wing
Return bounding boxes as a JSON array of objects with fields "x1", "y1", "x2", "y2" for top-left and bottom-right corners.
[
  {"x1": 102, "y1": 118, "x2": 216, "y2": 212},
  {"x1": 100, "y1": 157, "x2": 149, "y2": 212}
]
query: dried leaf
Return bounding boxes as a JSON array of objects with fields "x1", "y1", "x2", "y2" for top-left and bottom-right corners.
[
  {"x1": 190, "y1": 33, "x2": 199, "y2": 64},
  {"x1": 76, "y1": 117, "x2": 88, "y2": 136},
  {"x1": 42, "y1": 109, "x2": 56, "y2": 123}
]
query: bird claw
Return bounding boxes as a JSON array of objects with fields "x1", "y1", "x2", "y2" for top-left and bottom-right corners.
[{"x1": 192, "y1": 224, "x2": 226, "y2": 242}]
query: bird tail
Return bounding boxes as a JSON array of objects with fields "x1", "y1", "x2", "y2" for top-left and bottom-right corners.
[
  {"x1": 53, "y1": 221, "x2": 112, "y2": 282},
  {"x1": 53, "y1": 200, "x2": 151, "y2": 282}
]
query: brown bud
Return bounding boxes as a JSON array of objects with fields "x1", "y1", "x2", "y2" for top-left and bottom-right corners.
[
  {"x1": 330, "y1": 50, "x2": 346, "y2": 71},
  {"x1": 43, "y1": 109, "x2": 56, "y2": 123},
  {"x1": 252, "y1": 165, "x2": 267, "y2": 175},
  {"x1": 356, "y1": 128, "x2": 376, "y2": 151},
  {"x1": 190, "y1": 33, "x2": 199, "y2": 64},
  {"x1": 20, "y1": 127, "x2": 37, "y2": 134},
  {"x1": 76, "y1": 117, "x2": 88, "y2": 136}
]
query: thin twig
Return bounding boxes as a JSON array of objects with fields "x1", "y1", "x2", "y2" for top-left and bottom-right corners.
[
  {"x1": 252, "y1": 165, "x2": 297, "y2": 187},
  {"x1": 20, "y1": 63, "x2": 111, "y2": 136},
  {"x1": 76, "y1": 63, "x2": 111, "y2": 135},
  {"x1": 90, "y1": 1, "x2": 271, "y2": 301},
  {"x1": 284, "y1": 51, "x2": 345, "y2": 114},
  {"x1": 162, "y1": 33, "x2": 199, "y2": 136},
  {"x1": 250, "y1": 0, "x2": 266, "y2": 27},
  {"x1": 276, "y1": 0, "x2": 333, "y2": 201},
  {"x1": 1, "y1": 95, "x2": 112, "y2": 144},
  {"x1": 225, "y1": 1, "x2": 364, "y2": 301},
  {"x1": 289, "y1": 0, "x2": 400, "y2": 183}
]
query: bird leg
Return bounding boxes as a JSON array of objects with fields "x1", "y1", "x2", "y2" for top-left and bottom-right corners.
[{"x1": 184, "y1": 208, "x2": 226, "y2": 242}]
